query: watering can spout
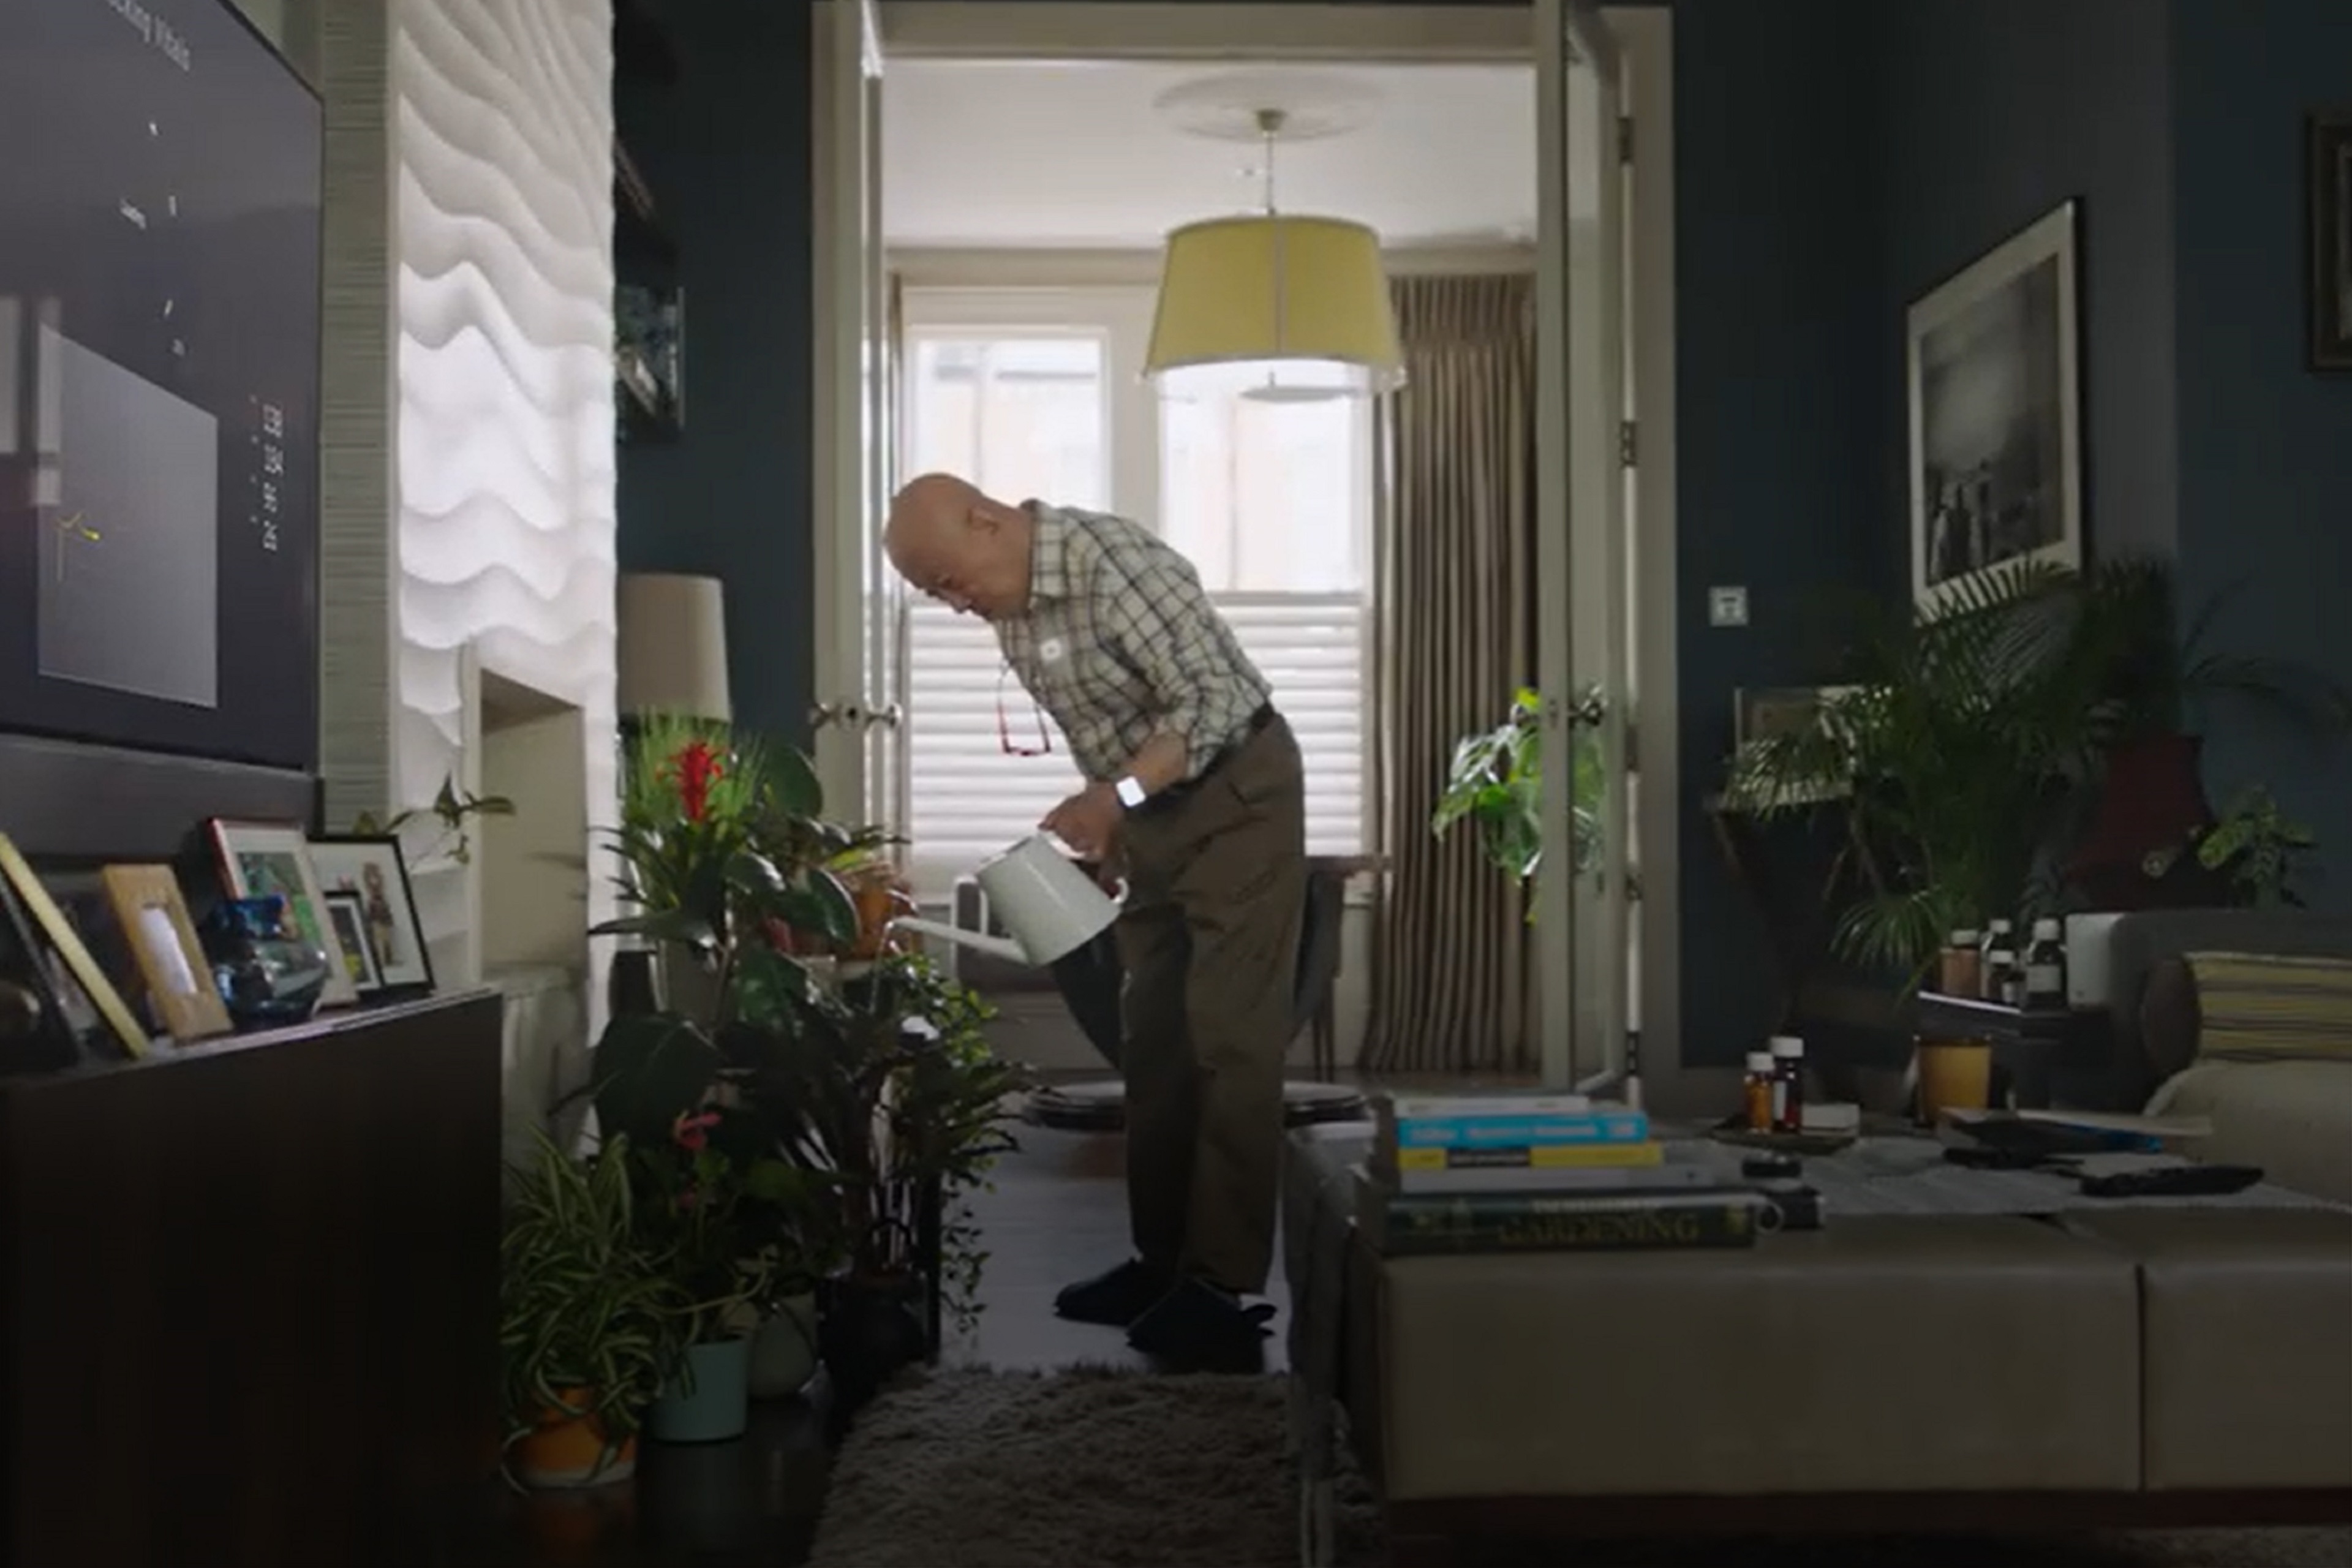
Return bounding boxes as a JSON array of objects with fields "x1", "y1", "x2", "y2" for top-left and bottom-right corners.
[{"x1": 892, "y1": 916, "x2": 1031, "y2": 967}]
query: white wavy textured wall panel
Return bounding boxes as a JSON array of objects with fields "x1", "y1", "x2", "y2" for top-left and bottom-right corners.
[{"x1": 393, "y1": 0, "x2": 616, "y2": 987}]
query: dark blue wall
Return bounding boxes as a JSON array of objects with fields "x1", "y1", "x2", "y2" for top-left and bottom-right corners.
[
  {"x1": 616, "y1": 2, "x2": 814, "y2": 745},
  {"x1": 2171, "y1": 0, "x2": 2352, "y2": 911},
  {"x1": 1874, "y1": 0, "x2": 2177, "y2": 567},
  {"x1": 1665, "y1": 0, "x2": 1882, "y2": 1064}
]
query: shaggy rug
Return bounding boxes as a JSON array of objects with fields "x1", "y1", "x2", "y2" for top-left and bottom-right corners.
[{"x1": 805, "y1": 1368, "x2": 2352, "y2": 1568}]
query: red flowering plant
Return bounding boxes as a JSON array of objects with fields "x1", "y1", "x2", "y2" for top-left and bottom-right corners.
[
  {"x1": 589, "y1": 715, "x2": 888, "y2": 1323},
  {"x1": 595, "y1": 714, "x2": 866, "y2": 1023}
]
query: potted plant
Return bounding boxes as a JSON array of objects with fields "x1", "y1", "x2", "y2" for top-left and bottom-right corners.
[
  {"x1": 605, "y1": 714, "x2": 862, "y2": 1022},
  {"x1": 499, "y1": 1131, "x2": 680, "y2": 1490},
  {"x1": 628, "y1": 1103, "x2": 809, "y2": 1443},
  {"x1": 2184, "y1": 784, "x2": 2318, "y2": 908},
  {"x1": 744, "y1": 953, "x2": 1021, "y2": 1409},
  {"x1": 1722, "y1": 563, "x2": 2105, "y2": 983},
  {"x1": 2063, "y1": 559, "x2": 2349, "y2": 908},
  {"x1": 1433, "y1": 684, "x2": 1609, "y2": 907}
]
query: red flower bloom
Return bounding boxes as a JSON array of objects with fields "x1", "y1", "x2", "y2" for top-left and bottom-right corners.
[
  {"x1": 663, "y1": 740, "x2": 725, "y2": 823},
  {"x1": 671, "y1": 1109, "x2": 722, "y2": 1153}
]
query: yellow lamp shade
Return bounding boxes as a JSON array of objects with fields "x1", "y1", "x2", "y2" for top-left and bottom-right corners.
[{"x1": 1145, "y1": 214, "x2": 1404, "y2": 393}]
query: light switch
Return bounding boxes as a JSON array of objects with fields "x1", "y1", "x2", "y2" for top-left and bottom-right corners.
[{"x1": 1708, "y1": 585, "x2": 1749, "y2": 628}]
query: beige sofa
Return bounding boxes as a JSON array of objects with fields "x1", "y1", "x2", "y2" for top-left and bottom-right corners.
[
  {"x1": 2099, "y1": 910, "x2": 2352, "y2": 1205},
  {"x1": 1283, "y1": 1126, "x2": 2352, "y2": 1567}
]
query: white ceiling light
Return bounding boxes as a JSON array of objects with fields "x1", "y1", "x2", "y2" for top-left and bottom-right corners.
[{"x1": 1144, "y1": 72, "x2": 1406, "y2": 403}]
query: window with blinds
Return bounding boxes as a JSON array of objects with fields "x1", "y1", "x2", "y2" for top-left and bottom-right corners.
[
  {"x1": 899, "y1": 287, "x2": 1374, "y2": 896},
  {"x1": 903, "y1": 595, "x2": 1366, "y2": 889}
]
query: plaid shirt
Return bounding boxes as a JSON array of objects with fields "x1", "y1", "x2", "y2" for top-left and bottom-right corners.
[{"x1": 996, "y1": 505, "x2": 1271, "y2": 783}]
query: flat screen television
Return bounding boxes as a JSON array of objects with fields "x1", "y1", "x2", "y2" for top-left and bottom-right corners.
[{"x1": 0, "y1": 0, "x2": 323, "y2": 859}]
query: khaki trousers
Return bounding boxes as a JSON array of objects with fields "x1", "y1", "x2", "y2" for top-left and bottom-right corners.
[{"x1": 1114, "y1": 714, "x2": 1308, "y2": 1295}]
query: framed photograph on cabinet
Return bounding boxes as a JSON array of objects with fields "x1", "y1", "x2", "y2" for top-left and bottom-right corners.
[
  {"x1": 0, "y1": 872, "x2": 85, "y2": 1072},
  {"x1": 1907, "y1": 200, "x2": 2083, "y2": 611},
  {"x1": 0, "y1": 835, "x2": 151, "y2": 1059},
  {"x1": 99, "y1": 864, "x2": 233, "y2": 1042},
  {"x1": 307, "y1": 834, "x2": 435, "y2": 995},
  {"x1": 321, "y1": 889, "x2": 385, "y2": 995},
  {"x1": 206, "y1": 819, "x2": 360, "y2": 1009}
]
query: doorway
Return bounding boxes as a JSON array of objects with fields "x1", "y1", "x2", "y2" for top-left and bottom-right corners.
[{"x1": 807, "y1": 1, "x2": 1682, "y2": 1098}]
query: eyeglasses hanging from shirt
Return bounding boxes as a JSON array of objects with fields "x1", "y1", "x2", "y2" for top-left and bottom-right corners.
[{"x1": 997, "y1": 662, "x2": 1053, "y2": 758}]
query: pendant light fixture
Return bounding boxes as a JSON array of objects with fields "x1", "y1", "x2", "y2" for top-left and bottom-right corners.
[{"x1": 1144, "y1": 78, "x2": 1405, "y2": 402}]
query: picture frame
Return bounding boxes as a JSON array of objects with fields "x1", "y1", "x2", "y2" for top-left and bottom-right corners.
[
  {"x1": 307, "y1": 834, "x2": 435, "y2": 995},
  {"x1": 321, "y1": 889, "x2": 385, "y2": 994},
  {"x1": 2308, "y1": 112, "x2": 2352, "y2": 371},
  {"x1": 1730, "y1": 685, "x2": 1867, "y2": 807},
  {"x1": 0, "y1": 872, "x2": 83, "y2": 1072},
  {"x1": 1907, "y1": 199, "x2": 2083, "y2": 612},
  {"x1": 206, "y1": 818, "x2": 361, "y2": 1009},
  {"x1": 99, "y1": 864, "x2": 233, "y2": 1042},
  {"x1": 0, "y1": 835, "x2": 151, "y2": 1059}
]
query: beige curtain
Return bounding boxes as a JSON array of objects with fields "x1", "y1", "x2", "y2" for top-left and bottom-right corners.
[{"x1": 1363, "y1": 274, "x2": 1538, "y2": 1076}]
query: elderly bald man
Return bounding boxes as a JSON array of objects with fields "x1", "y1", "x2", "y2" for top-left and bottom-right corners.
[{"x1": 884, "y1": 472, "x2": 1306, "y2": 1370}]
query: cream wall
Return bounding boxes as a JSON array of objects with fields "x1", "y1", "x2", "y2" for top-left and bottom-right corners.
[{"x1": 312, "y1": 0, "x2": 618, "y2": 1116}]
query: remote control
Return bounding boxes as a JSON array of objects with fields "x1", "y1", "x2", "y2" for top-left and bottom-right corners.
[
  {"x1": 1945, "y1": 1145, "x2": 2048, "y2": 1171},
  {"x1": 2078, "y1": 1163, "x2": 2264, "y2": 1199}
]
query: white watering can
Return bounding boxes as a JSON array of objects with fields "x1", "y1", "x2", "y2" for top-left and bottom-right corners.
[{"x1": 892, "y1": 833, "x2": 1120, "y2": 967}]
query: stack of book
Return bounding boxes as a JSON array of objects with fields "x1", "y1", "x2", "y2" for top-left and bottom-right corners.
[{"x1": 1355, "y1": 1091, "x2": 1773, "y2": 1256}]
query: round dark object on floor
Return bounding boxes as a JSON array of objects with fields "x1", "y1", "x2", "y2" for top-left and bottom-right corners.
[{"x1": 1025, "y1": 1077, "x2": 1366, "y2": 1133}]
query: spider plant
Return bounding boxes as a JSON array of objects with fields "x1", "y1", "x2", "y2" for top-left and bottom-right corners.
[{"x1": 499, "y1": 1130, "x2": 684, "y2": 1487}]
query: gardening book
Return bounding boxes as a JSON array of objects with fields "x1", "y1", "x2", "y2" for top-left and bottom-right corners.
[{"x1": 1352, "y1": 1168, "x2": 1772, "y2": 1255}]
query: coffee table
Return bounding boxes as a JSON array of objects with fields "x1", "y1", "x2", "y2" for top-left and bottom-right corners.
[{"x1": 1282, "y1": 1123, "x2": 2352, "y2": 1567}]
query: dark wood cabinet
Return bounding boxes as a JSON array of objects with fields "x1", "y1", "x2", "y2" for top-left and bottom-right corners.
[{"x1": 0, "y1": 989, "x2": 504, "y2": 1568}]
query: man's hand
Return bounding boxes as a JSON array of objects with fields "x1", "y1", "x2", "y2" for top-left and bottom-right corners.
[{"x1": 1041, "y1": 783, "x2": 1123, "y2": 862}]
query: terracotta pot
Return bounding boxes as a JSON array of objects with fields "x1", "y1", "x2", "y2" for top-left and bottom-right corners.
[
  {"x1": 845, "y1": 870, "x2": 915, "y2": 960},
  {"x1": 511, "y1": 1389, "x2": 638, "y2": 1489}
]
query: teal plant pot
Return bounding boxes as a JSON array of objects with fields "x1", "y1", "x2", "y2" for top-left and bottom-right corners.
[{"x1": 648, "y1": 1336, "x2": 752, "y2": 1444}]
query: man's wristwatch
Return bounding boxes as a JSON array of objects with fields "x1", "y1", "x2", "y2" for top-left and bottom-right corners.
[{"x1": 1112, "y1": 775, "x2": 1148, "y2": 810}]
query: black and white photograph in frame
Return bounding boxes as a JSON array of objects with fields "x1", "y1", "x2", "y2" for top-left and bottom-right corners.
[
  {"x1": 306, "y1": 835, "x2": 434, "y2": 994},
  {"x1": 1907, "y1": 200, "x2": 2082, "y2": 611},
  {"x1": 2308, "y1": 112, "x2": 2352, "y2": 370}
]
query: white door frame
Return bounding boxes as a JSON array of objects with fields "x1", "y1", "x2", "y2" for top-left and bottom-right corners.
[{"x1": 812, "y1": 1, "x2": 1683, "y2": 1099}]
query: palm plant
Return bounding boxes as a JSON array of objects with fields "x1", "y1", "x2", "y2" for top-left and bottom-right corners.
[
  {"x1": 2069, "y1": 558, "x2": 2352, "y2": 743},
  {"x1": 1722, "y1": 562, "x2": 2105, "y2": 980}
]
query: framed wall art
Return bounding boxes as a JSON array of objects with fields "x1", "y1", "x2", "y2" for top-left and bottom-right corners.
[
  {"x1": 99, "y1": 864, "x2": 233, "y2": 1042},
  {"x1": 0, "y1": 835, "x2": 151, "y2": 1059},
  {"x1": 307, "y1": 834, "x2": 435, "y2": 996},
  {"x1": 1907, "y1": 199, "x2": 2084, "y2": 611},
  {"x1": 206, "y1": 818, "x2": 360, "y2": 1009},
  {"x1": 2309, "y1": 112, "x2": 2352, "y2": 370}
]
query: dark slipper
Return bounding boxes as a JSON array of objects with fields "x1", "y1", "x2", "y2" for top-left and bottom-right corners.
[
  {"x1": 1054, "y1": 1258, "x2": 1175, "y2": 1326},
  {"x1": 1125, "y1": 1277, "x2": 1272, "y2": 1373}
]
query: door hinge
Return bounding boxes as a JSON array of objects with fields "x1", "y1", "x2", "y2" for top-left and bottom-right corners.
[
  {"x1": 1621, "y1": 719, "x2": 1639, "y2": 774},
  {"x1": 1617, "y1": 115, "x2": 1634, "y2": 165},
  {"x1": 1617, "y1": 418, "x2": 1638, "y2": 467}
]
